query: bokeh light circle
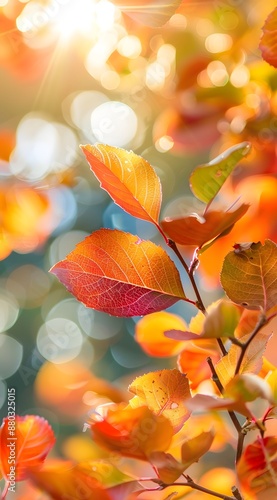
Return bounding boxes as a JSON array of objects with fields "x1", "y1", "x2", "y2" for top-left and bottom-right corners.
[
  {"x1": 0, "y1": 334, "x2": 23, "y2": 379},
  {"x1": 91, "y1": 101, "x2": 138, "y2": 147},
  {"x1": 36, "y1": 318, "x2": 83, "y2": 363}
]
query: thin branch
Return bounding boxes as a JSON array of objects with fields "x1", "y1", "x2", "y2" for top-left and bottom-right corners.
[
  {"x1": 207, "y1": 356, "x2": 242, "y2": 435},
  {"x1": 236, "y1": 431, "x2": 246, "y2": 464},
  {"x1": 165, "y1": 476, "x2": 240, "y2": 500},
  {"x1": 231, "y1": 486, "x2": 244, "y2": 500}
]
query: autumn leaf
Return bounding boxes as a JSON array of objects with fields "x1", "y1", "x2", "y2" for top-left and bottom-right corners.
[
  {"x1": 128, "y1": 369, "x2": 191, "y2": 432},
  {"x1": 220, "y1": 240, "x2": 277, "y2": 312},
  {"x1": 237, "y1": 436, "x2": 277, "y2": 498},
  {"x1": 190, "y1": 142, "x2": 251, "y2": 205},
  {"x1": 165, "y1": 299, "x2": 242, "y2": 341},
  {"x1": 151, "y1": 429, "x2": 214, "y2": 484},
  {"x1": 224, "y1": 374, "x2": 274, "y2": 406},
  {"x1": 161, "y1": 204, "x2": 249, "y2": 247},
  {"x1": 188, "y1": 374, "x2": 273, "y2": 420},
  {"x1": 81, "y1": 144, "x2": 163, "y2": 232},
  {"x1": 135, "y1": 311, "x2": 186, "y2": 357},
  {"x1": 0, "y1": 415, "x2": 55, "y2": 481},
  {"x1": 266, "y1": 369, "x2": 277, "y2": 402},
  {"x1": 216, "y1": 331, "x2": 272, "y2": 388},
  {"x1": 91, "y1": 405, "x2": 174, "y2": 460},
  {"x1": 178, "y1": 344, "x2": 220, "y2": 390},
  {"x1": 115, "y1": 0, "x2": 183, "y2": 27},
  {"x1": 186, "y1": 393, "x2": 252, "y2": 419},
  {"x1": 260, "y1": 7, "x2": 277, "y2": 68},
  {"x1": 28, "y1": 459, "x2": 112, "y2": 500},
  {"x1": 50, "y1": 229, "x2": 187, "y2": 316}
]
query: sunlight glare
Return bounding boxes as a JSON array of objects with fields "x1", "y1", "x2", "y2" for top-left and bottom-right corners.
[{"x1": 55, "y1": 0, "x2": 95, "y2": 40}]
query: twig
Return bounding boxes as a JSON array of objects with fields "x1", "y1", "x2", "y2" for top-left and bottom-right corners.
[
  {"x1": 207, "y1": 357, "x2": 242, "y2": 435},
  {"x1": 164, "y1": 476, "x2": 240, "y2": 499}
]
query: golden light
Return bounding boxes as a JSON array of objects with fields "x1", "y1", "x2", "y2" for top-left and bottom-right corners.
[
  {"x1": 207, "y1": 60, "x2": 229, "y2": 87},
  {"x1": 230, "y1": 65, "x2": 250, "y2": 88},
  {"x1": 205, "y1": 33, "x2": 233, "y2": 53}
]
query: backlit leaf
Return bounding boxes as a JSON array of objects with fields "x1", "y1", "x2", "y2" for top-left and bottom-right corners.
[
  {"x1": 224, "y1": 374, "x2": 274, "y2": 405},
  {"x1": 81, "y1": 144, "x2": 162, "y2": 231},
  {"x1": 220, "y1": 240, "x2": 277, "y2": 312},
  {"x1": 0, "y1": 415, "x2": 55, "y2": 481},
  {"x1": 135, "y1": 311, "x2": 186, "y2": 357},
  {"x1": 190, "y1": 142, "x2": 251, "y2": 204},
  {"x1": 178, "y1": 344, "x2": 220, "y2": 390},
  {"x1": 266, "y1": 369, "x2": 277, "y2": 402},
  {"x1": 117, "y1": 0, "x2": 183, "y2": 27},
  {"x1": 91, "y1": 405, "x2": 173, "y2": 460},
  {"x1": 216, "y1": 331, "x2": 272, "y2": 388},
  {"x1": 128, "y1": 369, "x2": 191, "y2": 432},
  {"x1": 186, "y1": 393, "x2": 252, "y2": 419},
  {"x1": 165, "y1": 299, "x2": 242, "y2": 341},
  {"x1": 161, "y1": 204, "x2": 249, "y2": 247},
  {"x1": 237, "y1": 436, "x2": 277, "y2": 498},
  {"x1": 260, "y1": 7, "x2": 277, "y2": 68},
  {"x1": 50, "y1": 229, "x2": 186, "y2": 317},
  {"x1": 28, "y1": 459, "x2": 111, "y2": 500},
  {"x1": 151, "y1": 431, "x2": 215, "y2": 484}
]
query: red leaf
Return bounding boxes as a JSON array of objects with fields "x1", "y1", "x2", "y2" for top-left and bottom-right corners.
[
  {"x1": 50, "y1": 229, "x2": 187, "y2": 317},
  {"x1": 81, "y1": 145, "x2": 162, "y2": 232},
  {"x1": 161, "y1": 204, "x2": 249, "y2": 247},
  {"x1": 260, "y1": 7, "x2": 277, "y2": 68},
  {"x1": 0, "y1": 415, "x2": 55, "y2": 481},
  {"x1": 237, "y1": 436, "x2": 277, "y2": 498},
  {"x1": 91, "y1": 405, "x2": 173, "y2": 460}
]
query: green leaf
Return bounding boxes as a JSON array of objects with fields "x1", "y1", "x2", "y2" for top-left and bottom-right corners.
[
  {"x1": 220, "y1": 239, "x2": 277, "y2": 312},
  {"x1": 189, "y1": 142, "x2": 251, "y2": 204}
]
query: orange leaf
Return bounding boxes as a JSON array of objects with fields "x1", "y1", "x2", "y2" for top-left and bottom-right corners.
[
  {"x1": 81, "y1": 145, "x2": 163, "y2": 231},
  {"x1": 135, "y1": 311, "x2": 186, "y2": 357},
  {"x1": 161, "y1": 205, "x2": 249, "y2": 247},
  {"x1": 35, "y1": 361, "x2": 127, "y2": 417},
  {"x1": 150, "y1": 429, "x2": 214, "y2": 484},
  {"x1": 178, "y1": 343, "x2": 220, "y2": 390},
  {"x1": 260, "y1": 7, "x2": 277, "y2": 68},
  {"x1": 50, "y1": 229, "x2": 187, "y2": 317},
  {"x1": 237, "y1": 436, "x2": 277, "y2": 498},
  {"x1": 0, "y1": 415, "x2": 55, "y2": 481},
  {"x1": 28, "y1": 459, "x2": 111, "y2": 500},
  {"x1": 128, "y1": 369, "x2": 191, "y2": 432},
  {"x1": 91, "y1": 405, "x2": 173, "y2": 460}
]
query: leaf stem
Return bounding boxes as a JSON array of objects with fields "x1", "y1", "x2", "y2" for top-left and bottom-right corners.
[
  {"x1": 235, "y1": 312, "x2": 268, "y2": 376},
  {"x1": 168, "y1": 240, "x2": 227, "y2": 355}
]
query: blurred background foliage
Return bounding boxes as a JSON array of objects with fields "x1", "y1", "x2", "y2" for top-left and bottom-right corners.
[{"x1": 0, "y1": 0, "x2": 277, "y2": 489}]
